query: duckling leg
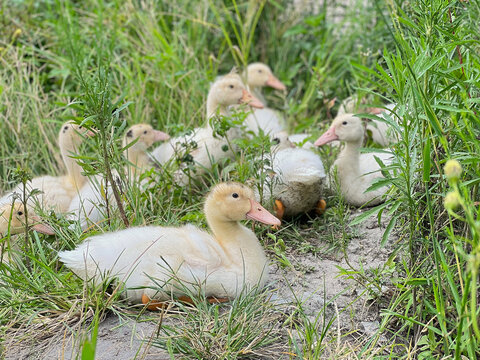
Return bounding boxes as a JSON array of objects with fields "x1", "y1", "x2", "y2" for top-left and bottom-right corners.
[
  {"x1": 207, "y1": 296, "x2": 230, "y2": 304},
  {"x1": 141, "y1": 293, "x2": 168, "y2": 310},
  {"x1": 315, "y1": 199, "x2": 327, "y2": 215},
  {"x1": 274, "y1": 199, "x2": 285, "y2": 221}
]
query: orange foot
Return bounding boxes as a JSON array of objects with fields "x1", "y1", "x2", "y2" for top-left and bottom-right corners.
[
  {"x1": 315, "y1": 199, "x2": 327, "y2": 215},
  {"x1": 273, "y1": 200, "x2": 285, "y2": 229}
]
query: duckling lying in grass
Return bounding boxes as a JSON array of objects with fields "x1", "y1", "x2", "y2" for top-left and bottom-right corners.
[
  {"x1": 67, "y1": 124, "x2": 169, "y2": 231},
  {"x1": 0, "y1": 202, "x2": 54, "y2": 237},
  {"x1": 257, "y1": 132, "x2": 327, "y2": 220},
  {"x1": 0, "y1": 122, "x2": 93, "y2": 212},
  {"x1": 59, "y1": 182, "x2": 280, "y2": 306},
  {"x1": 243, "y1": 62, "x2": 287, "y2": 136},
  {"x1": 150, "y1": 73, "x2": 263, "y2": 184}
]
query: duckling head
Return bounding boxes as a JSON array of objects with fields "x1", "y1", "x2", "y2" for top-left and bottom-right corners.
[
  {"x1": 314, "y1": 114, "x2": 364, "y2": 146},
  {"x1": 123, "y1": 124, "x2": 170, "y2": 151},
  {"x1": 58, "y1": 121, "x2": 95, "y2": 151},
  {"x1": 208, "y1": 73, "x2": 264, "y2": 110},
  {"x1": 271, "y1": 131, "x2": 295, "y2": 152},
  {"x1": 204, "y1": 182, "x2": 280, "y2": 226},
  {"x1": 246, "y1": 63, "x2": 286, "y2": 91},
  {"x1": 0, "y1": 202, "x2": 55, "y2": 236}
]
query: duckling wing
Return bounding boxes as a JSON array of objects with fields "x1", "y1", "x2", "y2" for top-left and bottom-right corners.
[
  {"x1": 273, "y1": 148, "x2": 326, "y2": 185},
  {"x1": 59, "y1": 225, "x2": 225, "y2": 283}
]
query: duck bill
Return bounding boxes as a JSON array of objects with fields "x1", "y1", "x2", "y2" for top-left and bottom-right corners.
[
  {"x1": 29, "y1": 215, "x2": 55, "y2": 235},
  {"x1": 366, "y1": 107, "x2": 384, "y2": 114},
  {"x1": 314, "y1": 125, "x2": 339, "y2": 146},
  {"x1": 246, "y1": 199, "x2": 281, "y2": 226},
  {"x1": 265, "y1": 74, "x2": 286, "y2": 91},
  {"x1": 240, "y1": 89, "x2": 264, "y2": 109},
  {"x1": 153, "y1": 130, "x2": 170, "y2": 142}
]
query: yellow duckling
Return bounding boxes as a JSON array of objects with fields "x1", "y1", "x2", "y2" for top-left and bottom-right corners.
[{"x1": 59, "y1": 182, "x2": 280, "y2": 304}]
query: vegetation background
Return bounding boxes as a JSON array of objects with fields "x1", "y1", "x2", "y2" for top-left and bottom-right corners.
[{"x1": 0, "y1": 0, "x2": 479, "y2": 358}]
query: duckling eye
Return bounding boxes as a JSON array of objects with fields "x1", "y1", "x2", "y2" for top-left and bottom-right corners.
[
  {"x1": 79, "y1": 126, "x2": 83, "y2": 129},
  {"x1": 229, "y1": 85, "x2": 234, "y2": 89},
  {"x1": 17, "y1": 211, "x2": 23, "y2": 216},
  {"x1": 143, "y1": 130, "x2": 148, "y2": 134},
  {"x1": 272, "y1": 138, "x2": 280, "y2": 145},
  {"x1": 342, "y1": 121, "x2": 348, "y2": 125},
  {"x1": 64, "y1": 126, "x2": 69, "y2": 131},
  {"x1": 258, "y1": 69, "x2": 262, "y2": 73},
  {"x1": 232, "y1": 193, "x2": 239, "y2": 198}
]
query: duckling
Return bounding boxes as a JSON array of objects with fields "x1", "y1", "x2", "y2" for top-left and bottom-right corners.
[
  {"x1": 257, "y1": 132, "x2": 326, "y2": 220},
  {"x1": 0, "y1": 202, "x2": 54, "y2": 237},
  {"x1": 338, "y1": 96, "x2": 398, "y2": 147},
  {"x1": 314, "y1": 114, "x2": 392, "y2": 207},
  {"x1": 59, "y1": 182, "x2": 280, "y2": 305},
  {"x1": 243, "y1": 63, "x2": 287, "y2": 136},
  {"x1": 123, "y1": 124, "x2": 170, "y2": 176},
  {"x1": 0, "y1": 122, "x2": 92, "y2": 212},
  {"x1": 150, "y1": 73, "x2": 263, "y2": 183},
  {"x1": 67, "y1": 124, "x2": 169, "y2": 230}
]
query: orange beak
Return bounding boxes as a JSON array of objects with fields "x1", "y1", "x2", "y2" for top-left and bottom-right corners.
[
  {"x1": 240, "y1": 89, "x2": 264, "y2": 109},
  {"x1": 246, "y1": 199, "x2": 281, "y2": 226},
  {"x1": 265, "y1": 74, "x2": 286, "y2": 91},
  {"x1": 314, "y1": 125, "x2": 339, "y2": 146},
  {"x1": 366, "y1": 107, "x2": 384, "y2": 115},
  {"x1": 29, "y1": 215, "x2": 55, "y2": 235},
  {"x1": 152, "y1": 130, "x2": 170, "y2": 142}
]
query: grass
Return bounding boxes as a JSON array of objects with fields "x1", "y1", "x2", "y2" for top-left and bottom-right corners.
[{"x1": 1, "y1": 0, "x2": 480, "y2": 358}]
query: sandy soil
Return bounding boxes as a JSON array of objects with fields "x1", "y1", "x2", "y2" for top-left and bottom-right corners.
[{"x1": 3, "y1": 210, "x2": 395, "y2": 360}]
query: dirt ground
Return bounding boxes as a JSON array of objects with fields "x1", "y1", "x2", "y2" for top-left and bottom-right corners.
[{"x1": 4, "y1": 211, "x2": 395, "y2": 360}]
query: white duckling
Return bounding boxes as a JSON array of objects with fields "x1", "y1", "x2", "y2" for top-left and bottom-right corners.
[
  {"x1": 68, "y1": 124, "x2": 169, "y2": 231},
  {"x1": 257, "y1": 132, "x2": 327, "y2": 220},
  {"x1": 151, "y1": 73, "x2": 263, "y2": 183},
  {"x1": 0, "y1": 122, "x2": 92, "y2": 212},
  {"x1": 314, "y1": 114, "x2": 392, "y2": 207},
  {"x1": 338, "y1": 95, "x2": 398, "y2": 147},
  {"x1": 243, "y1": 63, "x2": 287, "y2": 136},
  {"x1": 0, "y1": 202, "x2": 54, "y2": 237},
  {"x1": 59, "y1": 182, "x2": 280, "y2": 305}
]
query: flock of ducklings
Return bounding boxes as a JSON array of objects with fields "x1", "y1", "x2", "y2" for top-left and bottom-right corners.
[{"x1": 0, "y1": 63, "x2": 397, "y2": 307}]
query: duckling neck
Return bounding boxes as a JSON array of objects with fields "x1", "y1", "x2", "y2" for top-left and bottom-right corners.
[
  {"x1": 61, "y1": 144, "x2": 85, "y2": 189},
  {"x1": 336, "y1": 140, "x2": 362, "y2": 177},
  {"x1": 206, "y1": 96, "x2": 229, "y2": 119},
  {"x1": 126, "y1": 148, "x2": 150, "y2": 174},
  {"x1": 206, "y1": 215, "x2": 264, "y2": 262}
]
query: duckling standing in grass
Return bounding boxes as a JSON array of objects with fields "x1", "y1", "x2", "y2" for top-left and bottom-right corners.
[
  {"x1": 150, "y1": 73, "x2": 263, "y2": 183},
  {"x1": 67, "y1": 124, "x2": 169, "y2": 230},
  {"x1": 243, "y1": 63, "x2": 287, "y2": 136},
  {"x1": 0, "y1": 122, "x2": 93, "y2": 212},
  {"x1": 314, "y1": 114, "x2": 393, "y2": 207},
  {"x1": 257, "y1": 132, "x2": 327, "y2": 220},
  {"x1": 59, "y1": 182, "x2": 280, "y2": 306}
]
